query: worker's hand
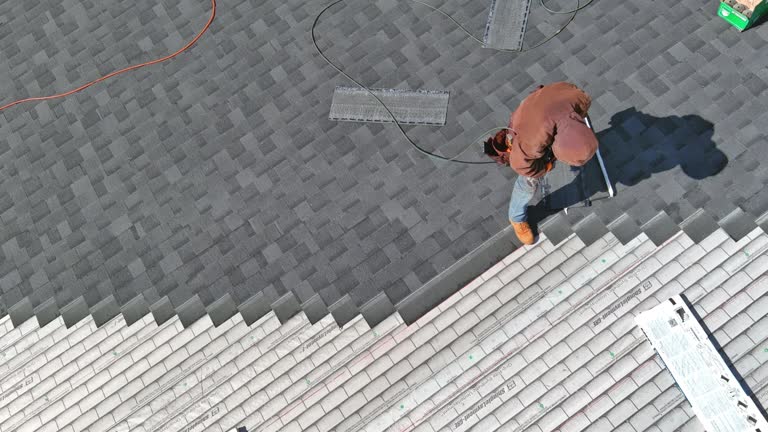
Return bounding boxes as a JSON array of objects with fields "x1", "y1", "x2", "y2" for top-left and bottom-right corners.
[{"x1": 489, "y1": 151, "x2": 510, "y2": 166}]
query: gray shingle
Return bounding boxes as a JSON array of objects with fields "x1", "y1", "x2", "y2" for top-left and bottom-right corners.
[
  {"x1": 272, "y1": 292, "x2": 301, "y2": 324},
  {"x1": 150, "y1": 297, "x2": 175, "y2": 326},
  {"x1": 642, "y1": 211, "x2": 681, "y2": 246},
  {"x1": 329, "y1": 294, "x2": 359, "y2": 328},
  {"x1": 396, "y1": 226, "x2": 518, "y2": 325},
  {"x1": 207, "y1": 293, "x2": 238, "y2": 327},
  {"x1": 8, "y1": 297, "x2": 33, "y2": 327},
  {"x1": 609, "y1": 213, "x2": 643, "y2": 245},
  {"x1": 719, "y1": 207, "x2": 758, "y2": 241},
  {"x1": 177, "y1": 294, "x2": 207, "y2": 328},
  {"x1": 680, "y1": 209, "x2": 720, "y2": 244},
  {"x1": 238, "y1": 291, "x2": 274, "y2": 326},
  {"x1": 757, "y1": 213, "x2": 768, "y2": 235},
  {"x1": 360, "y1": 292, "x2": 396, "y2": 329},
  {"x1": 60, "y1": 296, "x2": 90, "y2": 328},
  {"x1": 91, "y1": 294, "x2": 120, "y2": 327},
  {"x1": 573, "y1": 213, "x2": 610, "y2": 246},
  {"x1": 302, "y1": 294, "x2": 329, "y2": 324},
  {"x1": 34, "y1": 298, "x2": 59, "y2": 328},
  {"x1": 540, "y1": 213, "x2": 575, "y2": 247},
  {"x1": 121, "y1": 294, "x2": 150, "y2": 327}
]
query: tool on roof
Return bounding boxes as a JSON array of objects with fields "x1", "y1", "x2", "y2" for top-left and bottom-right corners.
[
  {"x1": 718, "y1": 0, "x2": 768, "y2": 30},
  {"x1": 587, "y1": 116, "x2": 615, "y2": 198}
]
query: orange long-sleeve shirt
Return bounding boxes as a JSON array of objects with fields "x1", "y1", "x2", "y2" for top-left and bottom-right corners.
[{"x1": 507, "y1": 82, "x2": 599, "y2": 178}]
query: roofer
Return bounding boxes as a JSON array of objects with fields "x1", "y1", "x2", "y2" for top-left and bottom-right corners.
[{"x1": 484, "y1": 82, "x2": 599, "y2": 245}]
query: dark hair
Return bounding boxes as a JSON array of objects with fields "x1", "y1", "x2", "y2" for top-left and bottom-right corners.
[{"x1": 483, "y1": 135, "x2": 507, "y2": 157}]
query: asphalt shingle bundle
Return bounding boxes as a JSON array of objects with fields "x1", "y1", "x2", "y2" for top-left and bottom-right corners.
[
  {"x1": 483, "y1": 0, "x2": 532, "y2": 50},
  {"x1": 328, "y1": 86, "x2": 450, "y2": 125}
]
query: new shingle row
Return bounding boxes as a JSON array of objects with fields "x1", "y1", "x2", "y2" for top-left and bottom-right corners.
[{"x1": 1, "y1": 215, "x2": 766, "y2": 431}]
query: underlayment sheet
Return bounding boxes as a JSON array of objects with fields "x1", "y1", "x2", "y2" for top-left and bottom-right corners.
[
  {"x1": 533, "y1": 157, "x2": 608, "y2": 209},
  {"x1": 483, "y1": 0, "x2": 531, "y2": 50},
  {"x1": 329, "y1": 86, "x2": 450, "y2": 125}
]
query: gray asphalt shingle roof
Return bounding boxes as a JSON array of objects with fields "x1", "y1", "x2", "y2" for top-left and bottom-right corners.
[
  {"x1": 4, "y1": 0, "x2": 768, "y2": 429},
  {"x1": 1, "y1": 0, "x2": 767, "y2": 375}
]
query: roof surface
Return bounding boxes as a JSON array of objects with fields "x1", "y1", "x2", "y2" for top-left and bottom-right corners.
[
  {"x1": 1, "y1": 0, "x2": 768, "y2": 328},
  {"x1": 1, "y1": 225, "x2": 766, "y2": 431}
]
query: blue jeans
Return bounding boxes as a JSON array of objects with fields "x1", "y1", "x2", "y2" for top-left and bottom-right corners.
[{"x1": 508, "y1": 175, "x2": 540, "y2": 223}]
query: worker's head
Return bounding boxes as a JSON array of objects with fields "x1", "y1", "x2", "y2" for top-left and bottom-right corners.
[{"x1": 484, "y1": 129, "x2": 511, "y2": 165}]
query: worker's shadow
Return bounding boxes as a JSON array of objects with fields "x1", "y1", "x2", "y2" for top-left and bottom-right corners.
[{"x1": 528, "y1": 108, "x2": 728, "y2": 229}]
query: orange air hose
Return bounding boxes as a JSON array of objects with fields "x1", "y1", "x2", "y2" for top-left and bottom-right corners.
[{"x1": 0, "y1": 0, "x2": 216, "y2": 113}]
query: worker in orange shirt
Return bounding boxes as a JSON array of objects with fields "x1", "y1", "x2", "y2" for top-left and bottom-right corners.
[{"x1": 485, "y1": 82, "x2": 598, "y2": 245}]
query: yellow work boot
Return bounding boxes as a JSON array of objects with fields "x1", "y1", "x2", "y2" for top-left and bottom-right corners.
[{"x1": 511, "y1": 221, "x2": 535, "y2": 245}]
